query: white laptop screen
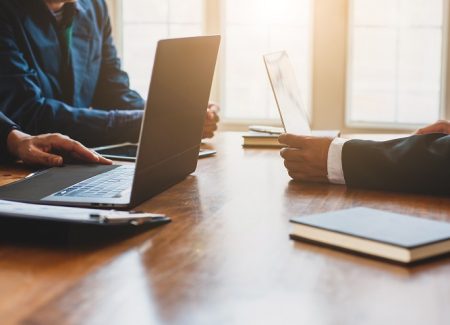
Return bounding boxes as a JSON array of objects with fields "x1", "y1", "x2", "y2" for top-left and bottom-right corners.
[{"x1": 264, "y1": 51, "x2": 311, "y2": 135}]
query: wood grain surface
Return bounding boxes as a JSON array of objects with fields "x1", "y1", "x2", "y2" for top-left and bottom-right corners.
[{"x1": 0, "y1": 132, "x2": 449, "y2": 325}]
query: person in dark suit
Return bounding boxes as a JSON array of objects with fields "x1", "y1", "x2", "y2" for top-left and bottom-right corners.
[
  {"x1": 0, "y1": 112, "x2": 111, "y2": 166},
  {"x1": 279, "y1": 120, "x2": 450, "y2": 195},
  {"x1": 0, "y1": 0, "x2": 219, "y2": 147}
]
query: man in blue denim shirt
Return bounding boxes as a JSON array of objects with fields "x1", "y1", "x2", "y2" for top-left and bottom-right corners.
[{"x1": 0, "y1": 0, "x2": 219, "y2": 148}]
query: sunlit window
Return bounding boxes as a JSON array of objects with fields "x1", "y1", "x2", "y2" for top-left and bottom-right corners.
[
  {"x1": 122, "y1": 0, "x2": 204, "y2": 97},
  {"x1": 120, "y1": 0, "x2": 312, "y2": 120},
  {"x1": 223, "y1": 0, "x2": 313, "y2": 120},
  {"x1": 347, "y1": 0, "x2": 445, "y2": 126}
]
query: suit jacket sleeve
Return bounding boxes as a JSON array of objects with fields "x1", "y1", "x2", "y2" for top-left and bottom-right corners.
[
  {"x1": 91, "y1": 0, "x2": 145, "y2": 110},
  {"x1": 0, "y1": 112, "x2": 19, "y2": 162},
  {"x1": 0, "y1": 8, "x2": 141, "y2": 148},
  {"x1": 342, "y1": 134, "x2": 450, "y2": 195}
]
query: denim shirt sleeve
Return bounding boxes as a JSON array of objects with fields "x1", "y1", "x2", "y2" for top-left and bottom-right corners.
[{"x1": 0, "y1": 112, "x2": 19, "y2": 162}]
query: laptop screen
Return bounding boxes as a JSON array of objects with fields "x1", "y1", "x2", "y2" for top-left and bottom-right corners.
[{"x1": 264, "y1": 51, "x2": 311, "y2": 135}]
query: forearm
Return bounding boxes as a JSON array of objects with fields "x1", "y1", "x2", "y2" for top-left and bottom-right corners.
[
  {"x1": 3, "y1": 98, "x2": 142, "y2": 147},
  {"x1": 341, "y1": 134, "x2": 450, "y2": 195},
  {"x1": 50, "y1": 107, "x2": 143, "y2": 147}
]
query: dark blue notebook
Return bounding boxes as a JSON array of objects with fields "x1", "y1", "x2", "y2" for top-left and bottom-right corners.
[{"x1": 290, "y1": 207, "x2": 450, "y2": 263}]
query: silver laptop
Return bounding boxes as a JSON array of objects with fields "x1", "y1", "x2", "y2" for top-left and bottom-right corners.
[
  {"x1": 0, "y1": 36, "x2": 221, "y2": 209},
  {"x1": 263, "y1": 51, "x2": 339, "y2": 136}
]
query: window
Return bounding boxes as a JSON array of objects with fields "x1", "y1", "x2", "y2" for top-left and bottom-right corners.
[
  {"x1": 347, "y1": 0, "x2": 446, "y2": 127},
  {"x1": 222, "y1": 0, "x2": 313, "y2": 120},
  {"x1": 110, "y1": 0, "x2": 449, "y2": 130},
  {"x1": 121, "y1": 0, "x2": 204, "y2": 97},
  {"x1": 118, "y1": 0, "x2": 312, "y2": 123}
]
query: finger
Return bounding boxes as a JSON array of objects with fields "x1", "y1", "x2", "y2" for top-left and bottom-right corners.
[
  {"x1": 204, "y1": 118, "x2": 217, "y2": 126},
  {"x1": 210, "y1": 111, "x2": 220, "y2": 123},
  {"x1": 24, "y1": 146, "x2": 63, "y2": 167},
  {"x1": 204, "y1": 122, "x2": 219, "y2": 131},
  {"x1": 202, "y1": 131, "x2": 214, "y2": 139},
  {"x1": 285, "y1": 160, "x2": 320, "y2": 176},
  {"x1": 205, "y1": 110, "x2": 218, "y2": 122},
  {"x1": 205, "y1": 114, "x2": 220, "y2": 124},
  {"x1": 287, "y1": 171, "x2": 326, "y2": 183},
  {"x1": 415, "y1": 121, "x2": 449, "y2": 135},
  {"x1": 45, "y1": 135, "x2": 100, "y2": 163},
  {"x1": 280, "y1": 148, "x2": 306, "y2": 161},
  {"x1": 212, "y1": 111, "x2": 220, "y2": 123},
  {"x1": 287, "y1": 171, "x2": 306, "y2": 181},
  {"x1": 278, "y1": 133, "x2": 289, "y2": 144},
  {"x1": 70, "y1": 149, "x2": 113, "y2": 165},
  {"x1": 284, "y1": 160, "x2": 306, "y2": 173},
  {"x1": 415, "y1": 127, "x2": 437, "y2": 135},
  {"x1": 415, "y1": 126, "x2": 437, "y2": 135},
  {"x1": 203, "y1": 124, "x2": 218, "y2": 132},
  {"x1": 208, "y1": 103, "x2": 220, "y2": 113},
  {"x1": 97, "y1": 155, "x2": 113, "y2": 165},
  {"x1": 278, "y1": 134, "x2": 310, "y2": 147}
]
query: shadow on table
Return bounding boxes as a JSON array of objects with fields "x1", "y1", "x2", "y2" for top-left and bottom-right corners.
[
  {"x1": 0, "y1": 217, "x2": 170, "y2": 251},
  {"x1": 291, "y1": 238, "x2": 450, "y2": 277}
]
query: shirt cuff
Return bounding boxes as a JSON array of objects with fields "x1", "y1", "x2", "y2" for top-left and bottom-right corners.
[
  {"x1": 327, "y1": 137, "x2": 349, "y2": 185},
  {"x1": 109, "y1": 110, "x2": 143, "y2": 143},
  {"x1": 0, "y1": 125, "x2": 20, "y2": 163}
]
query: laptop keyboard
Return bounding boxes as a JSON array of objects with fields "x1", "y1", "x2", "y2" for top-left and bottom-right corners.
[{"x1": 53, "y1": 165, "x2": 135, "y2": 198}]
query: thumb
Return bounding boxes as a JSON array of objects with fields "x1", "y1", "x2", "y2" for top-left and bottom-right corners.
[{"x1": 278, "y1": 133, "x2": 307, "y2": 147}]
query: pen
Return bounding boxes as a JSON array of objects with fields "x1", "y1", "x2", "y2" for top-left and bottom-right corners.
[
  {"x1": 89, "y1": 212, "x2": 169, "y2": 224},
  {"x1": 249, "y1": 125, "x2": 284, "y2": 135}
]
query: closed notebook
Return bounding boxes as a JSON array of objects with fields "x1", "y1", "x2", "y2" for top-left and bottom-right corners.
[
  {"x1": 290, "y1": 207, "x2": 450, "y2": 264},
  {"x1": 242, "y1": 132, "x2": 284, "y2": 148}
]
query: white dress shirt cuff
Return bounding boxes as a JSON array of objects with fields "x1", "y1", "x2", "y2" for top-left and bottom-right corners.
[{"x1": 327, "y1": 138, "x2": 349, "y2": 185}]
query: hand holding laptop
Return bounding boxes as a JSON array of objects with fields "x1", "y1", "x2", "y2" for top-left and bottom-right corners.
[
  {"x1": 7, "y1": 130, "x2": 112, "y2": 167},
  {"x1": 263, "y1": 51, "x2": 338, "y2": 183},
  {"x1": 279, "y1": 134, "x2": 332, "y2": 183}
]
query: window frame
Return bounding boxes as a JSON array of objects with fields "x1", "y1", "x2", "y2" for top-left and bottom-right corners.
[
  {"x1": 344, "y1": 0, "x2": 450, "y2": 131},
  {"x1": 444, "y1": 0, "x2": 450, "y2": 120},
  {"x1": 106, "y1": 0, "x2": 123, "y2": 57}
]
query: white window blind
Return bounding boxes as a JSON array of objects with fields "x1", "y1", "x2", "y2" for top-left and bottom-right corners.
[{"x1": 347, "y1": 0, "x2": 445, "y2": 126}]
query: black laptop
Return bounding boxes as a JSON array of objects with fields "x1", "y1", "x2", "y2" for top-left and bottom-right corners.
[{"x1": 0, "y1": 36, "x2": 221, "y2": 209}]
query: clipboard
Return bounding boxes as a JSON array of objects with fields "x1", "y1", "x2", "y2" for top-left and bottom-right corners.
[{"x1": 0, "y1": 200, "x2": 170, "y2": 226}]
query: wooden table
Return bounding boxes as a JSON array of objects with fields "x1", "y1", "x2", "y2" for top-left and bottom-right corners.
[{"x1": 0, "y1": 132, "x2": 449, "y2": 325}]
